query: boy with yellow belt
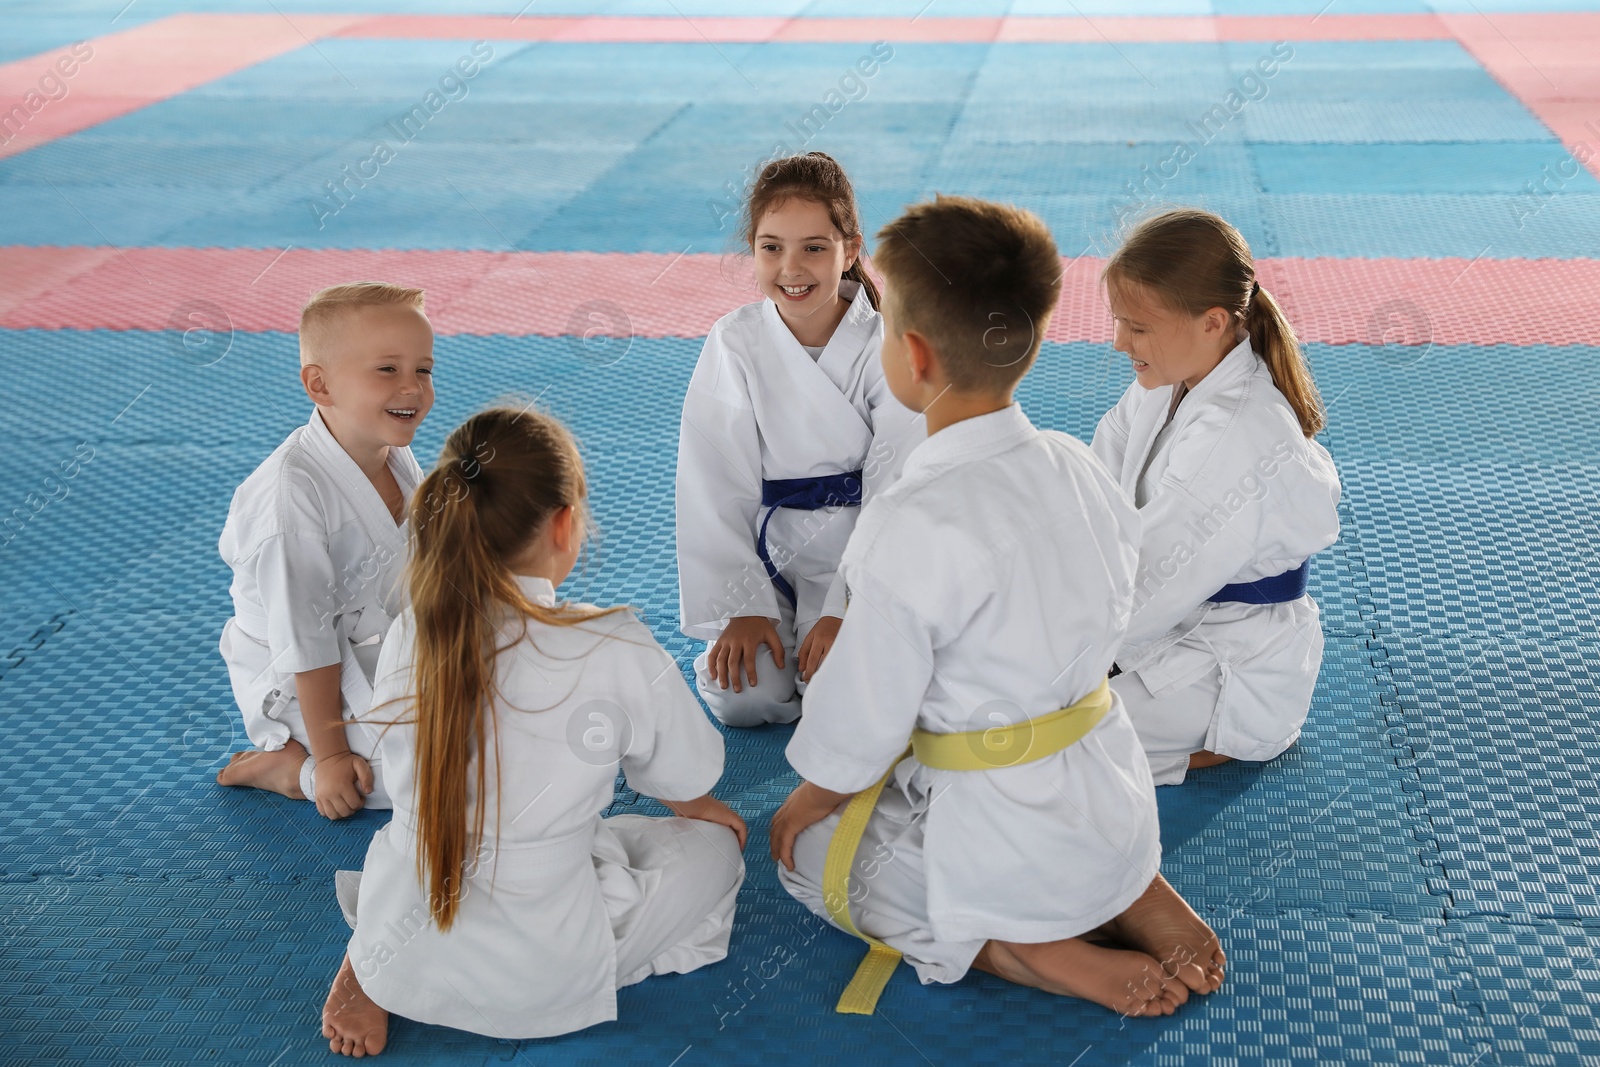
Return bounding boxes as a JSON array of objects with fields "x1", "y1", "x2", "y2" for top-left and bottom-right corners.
[{"x1": 770, "y1": 197, "x2": 1225, "y2": 1017}]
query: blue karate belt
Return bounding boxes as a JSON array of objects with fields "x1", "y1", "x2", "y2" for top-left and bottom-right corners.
[
  {"x1": 757, "y1": 470, "x2": 863, "y2": 609},
  {"x1": 1208, "y1": 560, "x2": 1311, "y2": 605}
]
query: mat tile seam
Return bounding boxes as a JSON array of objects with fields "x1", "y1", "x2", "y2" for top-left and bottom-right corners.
[
  {"x1": 0, "y1": 611, "x2": 73, "y2": 688},
  {"x1": 1339, "y1": 472, "x2": 1504, "y2": 1057}
]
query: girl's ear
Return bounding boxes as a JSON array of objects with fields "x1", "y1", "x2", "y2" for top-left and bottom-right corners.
[
  {"x1": 1202, "y1": 307, "x2": 1232, "y2": 335},
  {"x1": 552, "y1": 504, "x2": 577, "y2": 554},
  {"x1": 844, "y1": 233, "x2": 864, "y2": 272}
]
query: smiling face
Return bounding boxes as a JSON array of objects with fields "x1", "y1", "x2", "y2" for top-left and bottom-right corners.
[
  {"x1": 306, "y1": 304, "x2": 435, "y2": 449},
  {"x1": 1108, "y1": 277, "x2": 1237, "y2": 392},
  {"x1": 753, "y1": 197, "x2": 862, "y2": 345}
]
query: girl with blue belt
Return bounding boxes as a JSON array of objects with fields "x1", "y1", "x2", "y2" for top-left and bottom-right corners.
[
  {"x1": 1091, "y1": 208, "x2": 1342, "y2": 785},
  {"x1": 675, "y1": 152, "x2": 922, "y2": 727}
]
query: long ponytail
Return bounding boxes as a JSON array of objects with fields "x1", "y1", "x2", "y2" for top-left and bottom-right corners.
[
  {"x1": 1104, "y1": 208, "x2": 1326, "y2": 438},
  {"x1": 404, "y1": 407, "x2": 627, "y2": 930},
  {"x1": 1245, "y1": 284, "x2": 1325, "y2": 437},
  {"x1": 843, "y1": 258, "x2": 882, "y2": 311}
]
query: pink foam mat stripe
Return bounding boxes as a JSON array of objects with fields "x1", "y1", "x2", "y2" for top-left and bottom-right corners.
[
  {"x1": 0, "y1": 13, "x2": 366, "y2": 161},
  {"x1": 3, "y1": 246, "x2": 1593, "y2": 348},
  {"x1": 1445, "y1": 13, "x2": 1600, "y2": 180},
  {"x1": 331, "y1": 13, "x2": 1450, "y2": 44}
]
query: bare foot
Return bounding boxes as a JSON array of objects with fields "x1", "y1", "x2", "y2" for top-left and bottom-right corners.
[
  {"x1": 1106, "y1": 874, "x2": 1226, "y2": 995},
  {"x1": 973, "y1": 937, "x2": 1188, "y2": 1017},
  {"x1": 1187, "y1": 749, "x2": 1233, "y2": 770},
  {"x1": 322, "y1": 953, "x2": 388, "y2": 1057},
  {"x1": 215, "y1": 740, "x2": 308, "y2": 799}
]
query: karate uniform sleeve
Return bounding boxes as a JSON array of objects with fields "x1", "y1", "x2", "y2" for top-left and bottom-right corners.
[
  {"x1": 253, "y1": 531, "x2": 343, "y2": 674},
  {"x1": 357, "y1": 611, "x2": 415, "y2": 724},
  {"x1": 1090, "y1": 383, "x2": 1136, "y2": 475},
  {"x1": 675, "y1": 330, "x2": 780, "y2": 639},
  {"x1": 820, "y1": 570, "x2": 848, "y2": 621},
  {"x1": 786, "y1": 570, "x2": 934, "y2": 794},
  {"x1": 619, "y1": 621, "x2": 727, "y2": 802},
  {"x1": 1119, "y1": 476, "x2": 1263, "y2": 658}
]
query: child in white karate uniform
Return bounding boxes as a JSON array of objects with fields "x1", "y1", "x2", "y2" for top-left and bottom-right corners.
[
  {"x1": 676, "y1": 151, "x2": 922, "y2": 728},
  {"x1": 321, "y1": 407, "x2": 747, "y2": 1057},
  {"x1": 1090, "y1": 209, "x2": 1342, "y2": 786},
  {"x1": 771, "y1": 197, "x2": 1224, "y2": 1019},
  {"x1": 216, "y1": 283, "x2": 435, "y2": 819}
]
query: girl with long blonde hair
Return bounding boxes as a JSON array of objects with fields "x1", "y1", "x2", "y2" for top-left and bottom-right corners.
[
  {"x1": 320, "y1": 406, "x2": 746, "y2": 1057},
  {"x1": 1092, "y1": 208, "x2": 1342, "y2": 786}
]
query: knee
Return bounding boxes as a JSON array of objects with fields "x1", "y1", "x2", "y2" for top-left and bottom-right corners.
[
  {"x1": 704, "y1": 695, "x2": 795, "y2": 728},
  {"x1": 781, "y1": 813, "x2": 839, "y2": 888},
  {"x1": 695, "y1": 665, "x2": 798, "y2": 728},
  {"x1": 671, "y1": 819, "x2": 746, "y2": 893}
]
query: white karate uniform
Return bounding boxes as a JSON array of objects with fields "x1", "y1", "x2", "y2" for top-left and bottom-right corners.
[
  {"x1": 675, "y1": 279, "x2": 923, "y2": 727},
  {"x1": 341, "y1": 576, "x2": 744, "y2": 1040},
  {"x1": 217, "y1": 409, "x2": 422, "y2": 805},
  {"x1": 1091, "y1": 337, "x2": 1342, "y2": 785},
  {"x1": 779, "y1": 404, "x2": 1160, "y2": 982}
]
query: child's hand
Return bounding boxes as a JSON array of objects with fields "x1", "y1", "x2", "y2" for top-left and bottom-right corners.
[
  {"x1": 770, "y1": 780, "x2": 855, "y2": 872},
  {"x1": 796, "y1": 615, "x2": 842, "y2": 682},
  {"x1": 709, "y1": 616, "x2": 785, "y2": 693},
  {"x1": 665, "y1": 794, "x2": 749, "y2": 849},
  {"x1": 314, "y1": 751, "x2": 374, "y2": 820}
]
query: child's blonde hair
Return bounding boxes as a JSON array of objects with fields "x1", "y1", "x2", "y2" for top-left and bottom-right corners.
[
  {"x1": 1104, "y1": 209, "x2": 1326, "y2": 437},
  {"x1": 405, "y1": 407, "x2": 625, "y2": 930},
  {"x1": 298, "y1": 282, "x2": 426, "y2": 366},
  {"x1": 874, "y1": 195, "x2": 1061, "y2": 392}
]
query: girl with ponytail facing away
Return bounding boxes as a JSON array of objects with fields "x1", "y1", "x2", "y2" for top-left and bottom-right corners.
[
  {"x1": 1090, "y1": 209, "x2": 1342, "y2": 786},
  {"x1": 322, "y1": 407, "x2": 746, "y2": 1057}
]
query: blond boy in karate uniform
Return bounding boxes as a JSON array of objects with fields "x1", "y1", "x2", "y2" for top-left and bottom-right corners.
[{"x1": 215, "y1": 283, "x2": 434, "y2": 819}]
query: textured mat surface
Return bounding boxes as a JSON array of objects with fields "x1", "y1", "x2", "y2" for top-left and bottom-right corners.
[
  {"x1": 6, "y1": 2, "x2": 1600, "y2": 1064},
  {"x1": 4, "y1": 32, "x2": 1598, "y2": 256}
]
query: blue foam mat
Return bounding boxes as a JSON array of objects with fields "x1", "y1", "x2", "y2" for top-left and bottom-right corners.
[
  {"x1": 1386, "y1": 636, "x2": 1600, "y2": 923},
  {"x1": 3, "y1": 36, "x2": 1595, "y2": 257},
  {"x1": 1340, "y1": 461, "x2": 1600, "y2": 639},
  {"x1": 9, "y1": 5, "x2": 1600, "y2": 1062},
  {"x1": 0, "y1": 881, "x2": 1502, "y2": 1067},
  {"x1": 12, "y1": 320, "x2": 1600, "y2": 1062}
]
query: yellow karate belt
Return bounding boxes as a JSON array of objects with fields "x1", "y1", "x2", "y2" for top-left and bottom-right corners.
[{"x1": 821, "y1": 678, "x2": 1114, "y2": 1015}]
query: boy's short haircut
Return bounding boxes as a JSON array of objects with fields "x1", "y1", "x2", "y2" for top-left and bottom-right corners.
[
  {"x1": 874, "y1": 196, "x2": 1061, "y2": 392},
  {"x1": 299, "y1": 282, "x2": 427, "y2": 367}
]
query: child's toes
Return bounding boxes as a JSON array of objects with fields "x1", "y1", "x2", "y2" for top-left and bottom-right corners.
[
  {"x1": 1160, "y1": 984, "x2": 1187, "y2": 1014},
  {"x1": 1145, "y1": 981, "x2": 1183, "y2": 1016}
]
